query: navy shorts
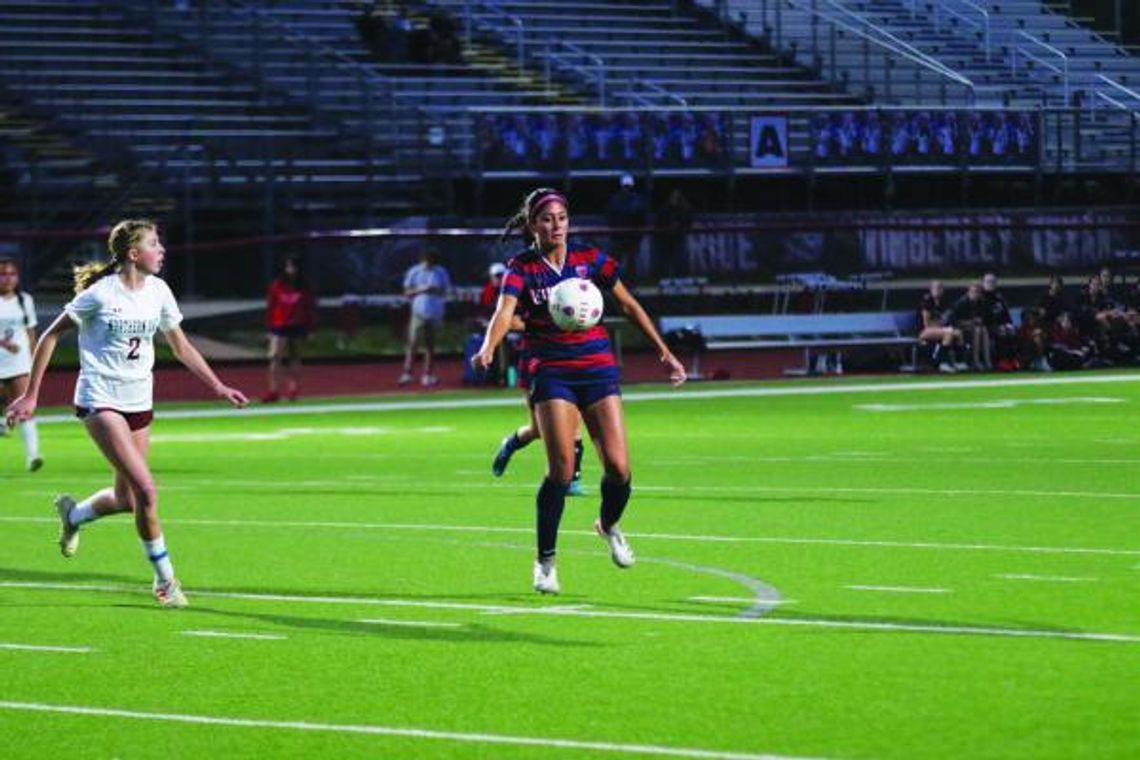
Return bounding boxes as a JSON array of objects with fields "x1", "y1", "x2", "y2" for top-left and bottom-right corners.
[
  {"x1": 75, "y1": 407, "x2": 154, "y2": 431},
  {"x1": 529, "y1": 368, "x2": 621, "y2": 410},
  {"x1": 270, "y1": 325, "x2": 308, "y2": 339}
]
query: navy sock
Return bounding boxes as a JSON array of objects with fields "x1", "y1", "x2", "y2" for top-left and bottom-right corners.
[
  {"x1": 536, "y1": 477, "x2": 570, "y2": 561},
  {"x1": 599, "y1": 475, "x2": 632, "y2": 533},
  {"x1": 572, "y1": 439, "x2": 584, "y2": 481}
]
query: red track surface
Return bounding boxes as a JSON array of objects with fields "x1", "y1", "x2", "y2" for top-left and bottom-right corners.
[{"x1": 33, "y1": 349, "x2": 801, "y2": 406}]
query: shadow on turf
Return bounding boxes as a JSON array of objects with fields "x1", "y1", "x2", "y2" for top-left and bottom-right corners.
[{"x1": 0, "y1": 566, "x2": 136, "y2": 585}]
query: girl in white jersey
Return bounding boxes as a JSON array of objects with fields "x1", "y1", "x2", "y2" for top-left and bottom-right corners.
[
  {"x1": 5, "y1": 220, "x2": 248, "y2": 608},
  {"x1": 0, "y1": 258, "x2": 42, "y2": 471}
]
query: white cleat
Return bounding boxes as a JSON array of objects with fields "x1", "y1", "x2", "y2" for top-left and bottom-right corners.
[
  {"x1": 532, "y1": 560, "x2": 560, "y2": 595},
  {"x1": 153, "y1": 578, "x2": 189, "y2": 609},
  {"x1": 54, "y1": 495, "x2": 79, "y2": 558},
  {"x1": 595, "y1": 519, "x2": 635, "y2": 568}
]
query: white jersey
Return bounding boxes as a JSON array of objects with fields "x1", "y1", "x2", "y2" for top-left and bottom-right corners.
[
  {"x1": 65, "y1": 274, "x2": 183, "y2": 412},
  {"x1": 0, "y1": 291, "x2": 37, "y2": 380}
]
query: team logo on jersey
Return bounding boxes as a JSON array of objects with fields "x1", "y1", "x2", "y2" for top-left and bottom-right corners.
[{"x1": 575, "y1": 265, "x2": 589, "y2": 279}]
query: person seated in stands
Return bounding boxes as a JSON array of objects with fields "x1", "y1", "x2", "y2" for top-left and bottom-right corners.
[
  {"x1": 1101, "y1": 265, "x2": 1140, "y2": 334},
  {"x1": 950, "y1": 281, "x2": 990, "y2": 371},
  {"x1": 1048, "y1": 312, "x2": 1095, "y2": 371},
  {"x1": 1037, "y1": 274, "x2": 1067, "y2": 330},
  {"x1": 1079, "y1": 274, "x2": 1133, "y2": 361},
  {"x1": 981, "y1": 272, "x2": 1017, "y2": 369},
  {"x1": 916, "y1": 280, "x2": 963, "y2": 372},
  {"x1": 1017, "y1": 309, "x2": 1051, "y2": 372}
]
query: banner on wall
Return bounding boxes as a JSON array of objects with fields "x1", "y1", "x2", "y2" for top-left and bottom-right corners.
[{"x1": 749, "y1": 115, "x2": 789, "y2": 169}]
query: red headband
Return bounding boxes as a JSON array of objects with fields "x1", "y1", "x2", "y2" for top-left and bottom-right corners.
[{"x1": 528, "y1": 191, "x2": 567, "y2": 221}]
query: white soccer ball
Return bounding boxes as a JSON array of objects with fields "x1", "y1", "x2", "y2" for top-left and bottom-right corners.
[{"x1": 548, "y1": 277, "x2": 604, "y2": 331}]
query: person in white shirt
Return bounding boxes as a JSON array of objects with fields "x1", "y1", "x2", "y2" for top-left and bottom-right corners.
[
  {"x1": 5, "y1": 219, "x2": 248, "y2": 608},
  {"x1": 399, "y1": 248, "x2": 451, "y2": 387},
  {"x1": 0, "y1": 257, "x2": 42, "y2": 471}
]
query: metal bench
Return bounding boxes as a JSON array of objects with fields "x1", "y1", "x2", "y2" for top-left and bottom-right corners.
[{"x1": 659, "y1": 312, "x2": 917, "y2": 376}]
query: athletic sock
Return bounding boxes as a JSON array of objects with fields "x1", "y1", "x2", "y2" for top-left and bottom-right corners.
[
  {"x1": 142, "y1": 535, "x2": 175, "y2": 583},
  {"x1": 536, "y1": 478, "x2": 569, "y2": 562},
  {"x1": 18, "y1": 419, "x2": 39, "y2": 459},
  {"x1": 599, "y1": 475, "x2": 632, "y2": 533},
  {"x1": 572, "y1": 438, "x2": 584, "y2": 481},
  {"x1": 70, "y1": 488, "x2": 112, "y2": 526}
]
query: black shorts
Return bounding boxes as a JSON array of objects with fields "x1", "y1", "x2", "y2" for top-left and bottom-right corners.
[{"x1": 75, "y1": 407, "x2": 154, "y2": 431}]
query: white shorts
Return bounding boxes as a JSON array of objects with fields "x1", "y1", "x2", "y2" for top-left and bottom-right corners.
[{"x1": 73, "y1": 373, "x2": 153, "y2": 413}]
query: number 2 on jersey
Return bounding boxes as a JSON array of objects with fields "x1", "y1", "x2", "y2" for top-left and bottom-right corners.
[{"x1": 126, "y1": 336, "x2": 141, "y2": 360}]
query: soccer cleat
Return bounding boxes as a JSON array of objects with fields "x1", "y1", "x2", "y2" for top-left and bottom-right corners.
[
  {"x1": 532, "y1": 560, "x2": 560, "y2": 594},
  {"x1": 594, "y1": 519, "x2": 635, "y2": 569},
  {"x1": 491, "y1": 435, "x2": 515, "y2": 477},
  {"x1": 567, "y1": 478, "x2": 584, "y2": 496},
  {"x1": 938, "y1": 362, "x2": 956, "y2": 374},
  {"x1": 153, "y1": 578, "x2": 188, "y2": 609},
  {"x1": 397, "y1": 371, "x2": 413, "y2": 386},
  {"x1": 27, "y1": 456, "x2": 44, "y2": 472},
  {"x1": 54, "y1": 495, "x2": 79, "y2": 558},
  {"x1": 260, "y1": 391, "x2": 280, "y2": 404},
  {"x1": 421, "y1": 374, "x2": 439, "y2": 387}
]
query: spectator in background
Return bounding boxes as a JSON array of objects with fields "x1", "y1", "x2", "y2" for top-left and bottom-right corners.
[
  {"x1": 951, "y1": 281, "x2": 991, "y2": 370},
  {"x1": 656, "y1": 188, "x2": 693, "y2": 279},
  {"x1": 916, "y1": 280, "x2": 963, "y2": 372},
  {"x1": 400, "y1": 248, "x2": 451, "y2": 387},
  {"x1": 264, "y1": 255, "x2": 315, "y2": 403},
  {"x1": 981, "y1": 272, "x2": 1017, "y2": 368},
  {"x1": 479, "y1": 262, "x2": 506, "y2": 322},
  {"x1": 1037, "y1": 274, "x2": 1067, "y2": 328},
  {"x1": 1049, "y1": 311, "x2": 1094, "y2": 370},
  {"x1": 1017, "y1": 308, "x2": 1051, "y2": 372},
  {"x1": 605, "y1": 173, "x2": 648, "y2": 285}
]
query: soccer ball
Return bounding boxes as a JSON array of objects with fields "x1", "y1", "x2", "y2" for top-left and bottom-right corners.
[{"x1": 548, "y1": 277, "x2": 604, "y2": 331}]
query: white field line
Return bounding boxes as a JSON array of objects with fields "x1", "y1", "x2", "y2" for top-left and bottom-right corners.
[
  {"x1": 995, "y1": 574, "x2": 1099, "y2": 584},
  {"x1": 844, "y1": 585, "x2": 951, "y2": 594},
  {"x1": 1, "y1": 515, "x2": 1137, "y2": 557},
  {"x1": 180, "y1": 630, "x2": 286, "y2": 641},
  {"x1": 0, "y1": 642, "x2": 92, "y2": 654},
  {"x1": 2, "y1": 582, "x2": 1137, "y2": 644},
  {"x1": 150, "y1": 426, "x2": 451, "y2": 444},
  {"x1": 357, "y1": 618, "x2": 462, "y2": 629},
  {"x1": 0, "y1": 700, "x2": 819, "y2": 760},
  {"x1": 690, "y1": 597, "x2": 798, "y2": 606},
  {"x1": 32, "y1": 372, "x2": 1140, "y2": 425},
  {"x1": 856, "y1": 397, "x2": 1124, "y2": 412}
]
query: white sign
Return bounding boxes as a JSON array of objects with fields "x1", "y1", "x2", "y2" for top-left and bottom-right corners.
[{"x1": 749, "y1": 115, "x2": 789, "y2": 169}]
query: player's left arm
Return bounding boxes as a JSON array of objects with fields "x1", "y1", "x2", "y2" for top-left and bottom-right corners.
[
  {"x1": 163, "y1": 326, "x2": 249, "y2": 407},
  {"x1": 609, "y1": 281, "x2": 686, "y2": 387}
]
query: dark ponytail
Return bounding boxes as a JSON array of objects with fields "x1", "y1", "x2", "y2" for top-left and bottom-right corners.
[{"x1": 499, "y1": 187, "x2": 568, "y2": 244}]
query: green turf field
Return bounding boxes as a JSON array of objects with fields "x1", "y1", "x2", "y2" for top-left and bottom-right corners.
[{"x1": 2, "y1": 373, "x2": 1138, "y2": 759}]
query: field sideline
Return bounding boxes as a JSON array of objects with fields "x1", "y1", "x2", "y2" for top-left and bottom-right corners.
[{"x1": 2, "y1": 372, "x2": 1138, "y2": 759}]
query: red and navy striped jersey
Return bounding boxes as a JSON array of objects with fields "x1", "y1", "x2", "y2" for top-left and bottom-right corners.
[{"x1": 501, "y1": 246, "x2": 620, "y2": 375}]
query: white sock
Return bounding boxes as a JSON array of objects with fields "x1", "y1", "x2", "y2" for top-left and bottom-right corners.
[
  {"x1": 142, "y1": 535, "x2": 175, "y2": 583},
  {"x1": 19, "y1": 419, "x2": 39, "y2": 460},
  {"x1": 69, "y1": 488, "x2": 112, "y2": 527}
]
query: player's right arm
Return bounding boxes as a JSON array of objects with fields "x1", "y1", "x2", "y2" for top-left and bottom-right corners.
[
  {"x1": 472, "y1": 293, "x2": 518, "y2": 371},
  {"x1": 4, "y1": 312, "x2": 73, "y2": 426}
]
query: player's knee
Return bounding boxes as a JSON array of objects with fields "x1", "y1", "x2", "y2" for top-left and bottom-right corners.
[{"x1": 547, "y1": 464, "x2": 575, "y2": 486}]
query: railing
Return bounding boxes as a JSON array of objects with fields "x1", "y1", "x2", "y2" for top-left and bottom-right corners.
[
  {"x1": 702, "y1": 0, "x2": 978, "y2": 105},
  {"x1": 543, "y1": 41, "x2": 606, "y2": 106},
  {"x1": 621, "y1": 81, "x2": 689, "y2": 109},
  {"x1": 1090, "y1": 75, "x2": 1140, "y2": 116},
  {"x1": 1011, "y1": 30, "x2": 1069, "y2": 106},
  {"x1": 910, "y1": 0, "x2": 991, "y2": 61},
  {"x1": 463, "y1": 0, "x2": 525, "y2": 70}
]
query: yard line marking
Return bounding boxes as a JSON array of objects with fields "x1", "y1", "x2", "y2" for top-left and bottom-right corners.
[
  {"x1": 32, "y1": 372, "x2": 1140, "y2": 425},
  {"x1": 0, "y1": 642, "x2": 92, "y2": 654},
  {"x1": 0, "y1": 516, "x2": 1137, "y2": 556},
  {"x1": 844, "y1": 585, "x2": 951, "y2": 594},
  {"x1": 857, "y1": 398, "x2": 1121, "y2": 410},
  {"x1": 995, "y1": 574, "x2": 1099, "y2": 584},
  {"x1": 180, "y1": 630, "x2": 286, "y2": 641},
  {"x1": 357, "y1": 618, "x2": 463, "y2": 628},
  {"x1": 3, "y1": 582, "x2": 1136, "y2": 644},
  {"x1": 479, "y1": 605, "x2": 592, "y2": 617},
  {"x1": 0, "y1": 701, "x2": 820, "y2": 760},
  {"x1": 150, "y1": 426, "x2": 452, "y2": 444},
  {"x1": 689, "y1": 597, "x2": 798, "y2": 606}
]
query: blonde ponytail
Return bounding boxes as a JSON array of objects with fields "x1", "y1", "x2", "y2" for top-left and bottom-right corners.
[{"x1": 74, "y1": 218, "x2": 154, "y2": 293}]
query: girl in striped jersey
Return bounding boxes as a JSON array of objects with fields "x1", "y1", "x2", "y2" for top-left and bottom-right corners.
[
  {"x1": 5, "y1": 220, "x2": 248, "y2": 608},
  {"x1": 472, "y1": 188, "x2": 686, "y2": 594}
]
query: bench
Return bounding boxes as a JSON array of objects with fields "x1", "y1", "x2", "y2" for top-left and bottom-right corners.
[{"x1": 659, "y1": 312, "x2": 917, "y2": 376}]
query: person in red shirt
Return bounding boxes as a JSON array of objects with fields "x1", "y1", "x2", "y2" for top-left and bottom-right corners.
[{"x1": 264, "y1": 255, "x2": 315, "y2": 402}]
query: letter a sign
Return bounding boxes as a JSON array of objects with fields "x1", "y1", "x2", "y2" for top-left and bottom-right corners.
[{"x1": 750, "y1": 115, "x2": 788, "y2": 169}]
